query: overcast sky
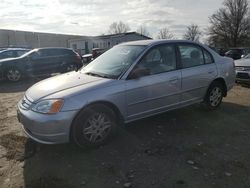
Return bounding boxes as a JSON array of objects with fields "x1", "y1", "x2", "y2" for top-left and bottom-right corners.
[{"x1": 0, "y1": 0, "x2": 224, "y2": 39}]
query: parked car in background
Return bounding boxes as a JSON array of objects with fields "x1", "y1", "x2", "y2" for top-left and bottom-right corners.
[
  {"x1": 211, "y1": 47, "x2": 228, "y2": 56},
  {"x1": 17, "y1": 40, "x2": 235, "y2": 147},
  {"x1": 0, "y1": 48, "x2": 30, "y2": 60},
  {"x1": 92, "y1": 48, "x2": 106, "y2": 58},
  {"x1": 82, "y1": 54, "x2": 93, "y2": 64},
  {"x1": 235, "y1": 53, "x2": 250, "y2": 83},
  {"x1": 0, "y1": 47, "x2": 82, "y2": 82},
  {"x1": 225, "y1": 48, "x2": 250, "y2": 60}
]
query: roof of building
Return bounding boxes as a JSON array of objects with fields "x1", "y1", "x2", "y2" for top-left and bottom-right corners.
[
  {"x1": 94, "y1": 32, "x2": 152, "y2": 39},
  {"x1": 119, "y1": 39, "x2": 200, "y2": 46},
  {"x1": 68, "y1": 32, "x2": 152, "y2": 42},
  {"x1": 0, "y1": 29, "x2": 84, "y2": 37}
]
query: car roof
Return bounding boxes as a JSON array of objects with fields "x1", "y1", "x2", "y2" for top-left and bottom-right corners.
[
  {"x1": 35, "y1": 47, "x2": 73, "y2": 50},
  {"x1": 119, "y1": 39, "x2": 203, "y2": 47},
  {"x1": 0, "y1": 49, "x2": 29, "y2": 53},
  {"x1": 1, "y1": 48, "x2": 29, "y2": 51}
]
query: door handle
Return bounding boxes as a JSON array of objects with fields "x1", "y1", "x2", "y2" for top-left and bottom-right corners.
[
  {"x1": 208, "y1": 69, "x2": 215, "y2": 74},
  {"x1": 169, "y1": 77, "x2": 179, "y2": 84}
]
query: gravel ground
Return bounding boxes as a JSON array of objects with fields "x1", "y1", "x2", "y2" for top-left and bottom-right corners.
[{"x1": 0, "y1": 80, "x2": 249, "y2": 188}]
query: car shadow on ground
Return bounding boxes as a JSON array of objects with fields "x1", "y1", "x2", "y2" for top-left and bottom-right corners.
[
  {"x1": 238, "y1": 83, "x2": 250, "y2": 89},
  {"x1": 19, "y1": 102, "x2": 250, "y2": 188}
]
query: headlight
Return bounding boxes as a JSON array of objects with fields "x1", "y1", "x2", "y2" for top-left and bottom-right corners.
[{"x1": 31, "y1": 99, "x2": 64, "y2": 114}]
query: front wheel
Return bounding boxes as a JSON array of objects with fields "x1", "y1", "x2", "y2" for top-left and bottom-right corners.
[
  {"x1": 71, "y1": 104, "x2": 117, "y2": 148},
  {"x1": 204, "y1": 82, "x2": 224, "y2": 110},
  {"x1": 6, "y1": 67, "x2": 22, "y2": 82}
]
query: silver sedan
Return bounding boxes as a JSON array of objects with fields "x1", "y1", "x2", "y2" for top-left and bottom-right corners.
[
  {"x1": 17, "y1": 40, "x2": 236, "y2": 147},
  {"x1": 235, "y1": 53, "x2": 250, "y2": 83}
]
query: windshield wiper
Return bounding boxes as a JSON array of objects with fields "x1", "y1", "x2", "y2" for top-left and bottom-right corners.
[{"x1": 85, "y1": 72, "x2": 113, "y2": 79}]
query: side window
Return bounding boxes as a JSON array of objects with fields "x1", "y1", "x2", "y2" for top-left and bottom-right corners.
[
  {"x1": 61, "y1": 49, "x2": 73, "y2": 56},
  {"x1": 17, "y1": 50, "x2": 27, "y2": 56},
  {"x1": 179, "y1": 44, "x2": 204, "y2": 68},
  {"x1": 203, "y1": 50, "x2": 214, "y2": 64},
  {"x1": 139, "y1": 44, "x2": 177, "y2": 75},
  {"x1": 39, "y1": 50, "x2": 50, "y2": 57},
  {"x1": 29, "y1": 51, "x2": 40, "y2": 59}
]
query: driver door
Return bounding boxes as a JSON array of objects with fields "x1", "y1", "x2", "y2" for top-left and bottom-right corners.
[{"x1": 125, "y1": 44, "x2": 181, "y2": 121}]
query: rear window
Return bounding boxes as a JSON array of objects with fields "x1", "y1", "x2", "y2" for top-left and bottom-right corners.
[
  {"x1": 203, "y1": 49, "x2": 214, "y2": 64},
  {"x1": 37, "y1": 49, "x2": 75, "y2": 56},
  {"x1": 61, "y1": 49, "x2": 75, "y2": 55}
]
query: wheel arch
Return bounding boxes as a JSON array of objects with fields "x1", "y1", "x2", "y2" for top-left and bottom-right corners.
[
  {"x1": 4, "y1": 65, "x2": 23, "y2": 81},
  {"x1": 207, "y1": 77, "x2": 227, "y2": 97},
  {"x1": 69, "y1": 100, "x2": 124, "y2": 141}
]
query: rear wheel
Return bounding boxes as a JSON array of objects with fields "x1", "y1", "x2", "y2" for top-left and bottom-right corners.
[
  {"x1": 71, "y1": 104, "x2": 117, "y2": 148},
  {"x1": 6, "y1": 67, "x2": 22, "y2": 82},
  {"x1": 205, "y1": 82, "x2": 224, "y2": 110}
]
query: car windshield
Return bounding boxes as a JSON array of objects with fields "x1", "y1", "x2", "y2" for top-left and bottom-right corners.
[
  {"x1": 244, "y1": 53, "x2": 250, "y2": 59},
  {"x1": 81, "y1": 45, "x2": 146, "y2": 79}
]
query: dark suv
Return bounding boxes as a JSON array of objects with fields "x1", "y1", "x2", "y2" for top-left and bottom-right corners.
[
  {"x1": 0, "y1": 48, "x2": 83, "y2": 82},
  {"x1": 225, "y1": 48, "x2": 250, "y2": 60}
]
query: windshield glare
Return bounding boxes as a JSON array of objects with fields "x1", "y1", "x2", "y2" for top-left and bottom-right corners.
[
  {"x1": 20, "y1": 49, "x2": 38, "y2": 58},
  {"x1": 244, "y1": 53, "x2": 250, "y2": 59},
  {"x1": 82, "y1": 45, "x2": 146, "y2": 79}
]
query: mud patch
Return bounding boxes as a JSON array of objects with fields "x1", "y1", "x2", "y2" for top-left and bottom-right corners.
[
  {"x1": 0, "y1": 134, "x2": 36, "y2": 161},
  {"x1": 27, "y1": 176, "x2": 73, "y2": 188}
]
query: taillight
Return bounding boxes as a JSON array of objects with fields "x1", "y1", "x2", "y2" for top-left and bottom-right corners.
[{"x1": 76, "y1": 54, "x2": 82, "y2": 61}]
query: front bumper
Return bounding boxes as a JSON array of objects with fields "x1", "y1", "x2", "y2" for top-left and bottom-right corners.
[
  {"x1": 17, "y1": 101, "x2": 78, "y2": 144},
  {"x1": 236, "y1": 70, "x2": 250, "y2": 83}
]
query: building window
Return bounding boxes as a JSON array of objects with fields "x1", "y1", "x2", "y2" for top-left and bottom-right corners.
[{"x1": 72, "y1": 44, "x2": 77, "y2": 50}]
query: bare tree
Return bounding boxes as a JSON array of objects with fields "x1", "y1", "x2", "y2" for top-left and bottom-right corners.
[
  {"x1": 157, "y1": 28, "x2": 174, "y2": 39},
  {"x1": 108, "y1": 21, "x2": 130, "y2": 34},
  {"x1": 208, "y1": 0, "x2": 250, "y2": 47},
  {"x1": 183, "y1": 24, "x2": 202, "y2": 42},
  {"x1": 137, "y1": 25, "x2": 150, "y2": 37}
]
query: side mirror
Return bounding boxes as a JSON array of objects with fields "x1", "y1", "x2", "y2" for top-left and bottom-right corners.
[
  {"x1": 241, "y1": 54, "x2": 245, "y2": 58},
  {"x1": 128, "y1": 67, "x2": 150, "y2": 79}
]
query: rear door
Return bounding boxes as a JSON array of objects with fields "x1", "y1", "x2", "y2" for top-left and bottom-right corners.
[
  {"x1": 178, "y1": 43, "x2": 217, "y2": 105},
  {"x1": 125, "y1": 44, "x2": 181, "y2": 121},
  {"x1": 29, "y1": 49, "x2": 56, "y2": 75}
]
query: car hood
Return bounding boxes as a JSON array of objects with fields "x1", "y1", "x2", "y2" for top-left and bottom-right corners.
[
  {"x1": 25, "y1": 71, "x2": 111, "y2": 102},
  {"x1": 235, "y1": 59, "x2": 250, "y2": 67}
]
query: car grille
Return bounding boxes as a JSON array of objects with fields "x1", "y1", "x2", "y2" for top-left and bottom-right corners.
[
  {"x1": 237, "y1": 72, "x2": 250, "y2": 79},
  {"x1": 20, "y1": 95, "x2": 34, "y2": 110}
]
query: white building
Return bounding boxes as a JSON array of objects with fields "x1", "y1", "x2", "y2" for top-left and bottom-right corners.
[
  {"x1": 0, "y1": 30, "x2": 151, "y2": 55},
  {"x1": 68, "y1": 32, "x2": 151, "y2": 55},
  {"x1": 0, "y1": 29, "x2": 81, "y2": 48}
]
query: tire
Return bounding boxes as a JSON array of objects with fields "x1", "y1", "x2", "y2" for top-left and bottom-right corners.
[
  {"x1": 6, "y1": 67, "x2": 22, "y2": 82},
  {"x1": 71, "y1": 104, "x2": 117, "y2": 148},
  {"x1": 204, "y1": 81, "x2": 224, "y2": 110}
]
